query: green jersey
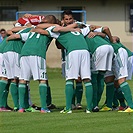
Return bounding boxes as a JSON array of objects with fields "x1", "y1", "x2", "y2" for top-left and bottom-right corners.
[
  {"x1": 3, "y1": 28, "x2": 31, "y2": 54},
  {"x1": 0, "y1": 37, "x2": 8, "y2": 53},
  {"x1": 81, "y1": 26, "x2": 110, "y2": 54},
  {"x1": 20, "y1": 32, "x2": 53, "y2": 59},
  {"x1": 105, "y1": 37, "x2": 132, "y2": 57},
  {"x1": 85, "y1": 36, "x2": 110, "y2": 54},
  {"x1": 47, "y1": 26, "x2": 89, "y2": 55}
]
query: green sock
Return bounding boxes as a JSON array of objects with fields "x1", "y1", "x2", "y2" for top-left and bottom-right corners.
[
  {"x1": 116, "y1": 88, "x2": 126, "y2": 107},
  {"x1": 0, "y1": 80, "x2": 8, "y2": 107},
  {"x1": 19, "y1": 83, "x2": 26, "y2": 109},
  {"x1": 3, "y1": 81, "x2": 10, "y2": 108},
  {"x1": 120, "y1": 82, "x2": 133, "y2": 108},
  {"x1": 39, "y1": 83, "x2": 47, "y2": 109},
  {"x1": 75, "y1": 81, "x2": 83, "y2": 104},
  {"x1": 65, "y1": 80, "x2": 74, "y2": 110},
  {"x1": 46, "y1": 85, "x2": 52, "y2": 106},
  {"x1": 106, "y1": 82, "x2": 114, "y2": 108},
  {"x1": 84, "y1": 81, "x2": 93, "y2": 110},
  {"x1": 91, "y1": 72, "x2": 98, "y2": 108},
  {"x1": 112, "y1": 88, "x2": 119, "y2": 107},
  {"x1": 10, "y1": 82, "x2": 19, "y2": 108},
  {"x1": 24, "y1": 84, "x2": 30, "y2": 109},
  {"x1": 71, "y1": 88, "x2": 75, "y2": 105},
  {"x1": 97, "y1": 72, "x2": 105, "y2": 104}
]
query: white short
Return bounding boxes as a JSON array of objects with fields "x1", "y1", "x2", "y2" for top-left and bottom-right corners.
[
  {"x1": 3, "y1": 52, "x2": 20, "y2": 79},
  {"x1": 0, "y1": 53, "x2": 3, "y2": 77},
  {"x1": 65, "y1": 50, "x2": 91, "y2": 80},
  {"x1": 105, "y1": 48, "x2": 132, "y2": 80},
  {"x1": 91, "y1": 45, "x2": 114, "y2": 72},
  {"x1": 127, "y1": 55, "x2": 133, "y2": 80},
  {"x1": 19, "y1": 56, "x2": 47, "y2": 81}
]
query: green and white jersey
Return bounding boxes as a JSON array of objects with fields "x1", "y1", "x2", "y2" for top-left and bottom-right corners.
[
  {"x1": 0, "y1": 37, "x2": 8, "y2": 53},
  {"x1": 20, "y1": 32, "x2": 53, "y2": 59},
  {"x1": 3, "y1": 27, "x2": 31, "y2": 54},
  {"x1": 105, "y1": 37, "x2": 132, "y2": 57},
  {"x1": 81, "y1": 26, "x2": 110, "y2": 54},
  {"x1": 47, "y1": 26, "x2": 89, "y2": 55}
]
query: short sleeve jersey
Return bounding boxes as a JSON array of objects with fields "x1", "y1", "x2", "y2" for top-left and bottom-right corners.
[
  {"x1": 0, "y1": 37, "x2": 8, "y2": 53},
  {"x1": 81, "y1": 26, "x2": 110, "y2": 54},
  {"x1": 3, "y1": 27, "x2": 32, "y2": 54},
  {"x1": 105, "y1": 37, "x2": 132, "y2": 57},
  {"x1": 20, "y1": 32, "x2": 53, "y2": 59},
  {"x1": 46, "y1": 26, "x2": 89, "y2": 55}
]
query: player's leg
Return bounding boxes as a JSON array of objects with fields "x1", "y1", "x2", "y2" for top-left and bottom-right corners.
[
  {"x1": 97, "y1": 71, "x2": 105, "y2": 105},
  {"x1": 39, "y1": 80, "x2": 50, "y2": 113},
  {"x1": 112, "y1": 81, "x2": 126, "y2": 110},
  {"x1": 118, "y1": 78, "x2": 133, "y2": 112},
  {"x1": 46, "y1": 80, "x2": 57, "y2": 109},
  {"x1": 0, "y1": 52, "x2": 14, "y2": 111},
  {"x1": 18, "y1": 56, "x2": 31, "y2": 112},
  {"x1": 91, "y1": 71, "x2": 98, "y2": 112},
  {"x1": 83, "y1": 78, "x2": 93, "y2": 113},
  {"x1": 26, "y1": 83, "x2": 41, "y2": 112},
  {"x1": 80, "y1": 50, "x2": 92, "y2": 113},
  {"x1": 60, "y1": 79, "x2": 74, "y2": 113},
  {"x1": 115, "y1": 48, "x2": 133, "y2": 112},
  {"x1": 100, "y1": 75, "x2": 115, "y2": 111},
  {"x1": 71, "y1": 86, "x2": 76, "y2": 109},
  {"x1": 0, "y1": 77, "x2": 11, "y2": 111},
  {"x1": 31, "y1": 56, "x2": 50, "y2": 113},
  {"x1": 75, "y1": 77, "x2": 83, "y2": 109},
  {"x1": 115, "y1": 54, "x2": 133, "y2": 111},
  {"x1": 18, "y1": 79, "x2": 27, "y2": 112},
  {"x1": 60, "y1": 51, "x2": 78, "y2": 113},
  {"x1": 10, "y1": 78, "x2": 19, "y2": 111},
  {"x1": 3, "y1": 52, "x2": 20, "y2": 111},
  {"x1": 112, "y1": 88, "x2": 119, "y2": 110}
]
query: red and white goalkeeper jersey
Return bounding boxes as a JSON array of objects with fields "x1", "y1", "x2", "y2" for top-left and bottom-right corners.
[{"x1": 18, "y1": 15, "x2": 45, "y2": 26}]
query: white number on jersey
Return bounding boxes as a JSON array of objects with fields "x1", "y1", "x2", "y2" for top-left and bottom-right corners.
[{"x1": 71, "y1": 31, "x2": 80, "y2": 36}]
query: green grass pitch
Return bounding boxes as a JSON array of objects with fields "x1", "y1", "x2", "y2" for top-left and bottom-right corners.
[{"x1": 0, "y1": 68, "x2": 133, "y2": 133}]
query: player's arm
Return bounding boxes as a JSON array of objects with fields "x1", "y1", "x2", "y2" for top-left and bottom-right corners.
[
  {"x1": 52, "y1": 25, "x2": 76, "y2": 32},
  {"x1": 6, "y1": 30, "x2": 14, "y2": 35},
  {"x1": 31, "y1": 28, "x2": 49, "y2": 35},
  {"x1": 102, "y1": 26, "x2": 113, "y2": 43},
  {"x1": 90, "y1": 25, "x2": 102, "y2": 31},
  {"x1": 6, "y1": 34, "x2": 21, "y2": 42},
  {"x1": 36, "y1": 23, "x2": 58, "y2": 29},
  {"x1": 88, "y1": 31, "x2": 106, "y2": 38},
  {"x1": 10, "y1": 27, "x2": 27, "y2": 33},
  {"x1": 6, "y1": 27, "x2": 26, "y2": 35}
]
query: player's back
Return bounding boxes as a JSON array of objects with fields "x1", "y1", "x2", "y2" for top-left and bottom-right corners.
[{"x1": 57, "y1": 31, "x2": 88, "y2": 55}]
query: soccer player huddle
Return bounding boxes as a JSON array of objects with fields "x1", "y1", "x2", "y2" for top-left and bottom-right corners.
[{"x1": 0, "y1": 10, "x2": 133, "y2": 113}]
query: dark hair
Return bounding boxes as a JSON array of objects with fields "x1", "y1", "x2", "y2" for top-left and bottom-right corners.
[
  {"x1": 62, "y1": 10, "x2": 73, "y2": 19},
  {"x1": 0, "y1": 28, "x2": 6, "y2": 32}
]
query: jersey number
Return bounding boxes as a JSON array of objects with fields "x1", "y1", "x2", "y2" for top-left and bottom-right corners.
[
  {"x1": 71, "y1": 31, "x2": 80, "y2": 36},
  {"x1": 29, "y1": 32, "x2": 40, "y2": 38}
]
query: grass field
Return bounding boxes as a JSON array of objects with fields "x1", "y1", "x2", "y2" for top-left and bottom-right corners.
[{"x1": 0, "y1": 68, "x2": 133, "y2": 133}]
